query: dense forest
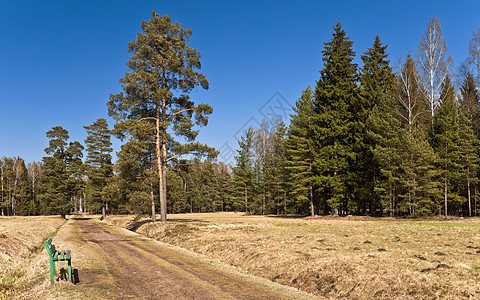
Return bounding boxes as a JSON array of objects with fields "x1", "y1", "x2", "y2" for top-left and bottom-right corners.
[{"x1": 2, "y1": 15, "x2": 480, "y2": 219}]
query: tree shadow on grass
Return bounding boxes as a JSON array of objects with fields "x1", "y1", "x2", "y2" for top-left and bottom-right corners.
[
  {"x1": 266, "y1": 215, "x2": 309, "y2": 219},
  {"x1": 125, "y1": 218, "x2": 208, "y2": 231}
]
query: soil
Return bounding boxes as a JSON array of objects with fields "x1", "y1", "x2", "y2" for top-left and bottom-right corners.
[{"x1": 63, "y1": 216, "x2": 316, "y2": 300}]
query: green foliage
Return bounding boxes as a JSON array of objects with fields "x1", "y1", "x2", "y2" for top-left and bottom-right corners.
[
  {"x1": 312, "y1": 22, "x2": 359, "y2": 215},
  {"x1": 37, "y1": 126, "x2": 85, "y2": 218},
  {"x1": 107, "y1": 11, "x2": 216, "y2": 221},
  {"x1": 356, "y1": 35, "x2": 395, "y2": 215},
  {"x1": 84, "y1": 118, "x2": 113, "y2": 214},
  {"x1": 286, "y1": 86, "x2": 316, "y2": 215},
  {"x1": 233, "y1": 128, "x2": 254, "y2": 213},
  {"x1": 433, "y1": 76, "x2": 464, "y2": 216}
]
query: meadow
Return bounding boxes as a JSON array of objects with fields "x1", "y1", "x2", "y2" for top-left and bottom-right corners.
[{"x1": 108, "y1": 212, "x2": 480, "y2": 299}]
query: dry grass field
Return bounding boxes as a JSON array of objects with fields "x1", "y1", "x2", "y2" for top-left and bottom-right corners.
[
  {"x1": 0, "y1": 216, "x2": 66, "y2": 298},
  {"x1": 107, "y1": 212, "x2": 480, "y2": 299}
]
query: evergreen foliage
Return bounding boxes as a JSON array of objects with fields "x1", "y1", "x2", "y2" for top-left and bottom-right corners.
[{"x1": 312, "y1": 22, "x2": 359, "y2": 215}]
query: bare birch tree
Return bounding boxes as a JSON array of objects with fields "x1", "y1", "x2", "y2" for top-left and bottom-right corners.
[
  {"x1": 468, "y1": 28, "x2": 480, "y2": 85},
  {"x1": 396, "y1": 55, "x2": 424, "y2": 133},
  {"x1": 416, "y1": 16, "x2": 453, "y2": 128},
  {"x1": 27, "y1": 161, "x2": 42, "y2": 210}
]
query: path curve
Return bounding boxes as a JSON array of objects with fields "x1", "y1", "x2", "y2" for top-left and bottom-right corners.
[{"x1": 69, "y1": 217, "x2": 316, "y2": 300}]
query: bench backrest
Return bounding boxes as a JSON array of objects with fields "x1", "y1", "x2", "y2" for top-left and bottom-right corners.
[{"x1": 45, "y1": 238, "x2": 56, "y2": 257}]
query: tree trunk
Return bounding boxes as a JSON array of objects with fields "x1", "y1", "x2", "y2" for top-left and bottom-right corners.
[
  {"x1": 468, "y1": 169, "x2": 471, "y2": 217},
  {"x1": 444, "y1": 141, "x2": 448, "y2": 218},
  {"x1": 244, "y1": 185, "x2": 248, "y2": 214},
  {"x1": 310, "y1": 181, "x2": 314, "y2": 217},
  {"x1": 150, "y1": 178, "x2": 156, "y2": 221}
]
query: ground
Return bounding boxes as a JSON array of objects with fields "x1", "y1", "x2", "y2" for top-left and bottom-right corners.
[
  {"x1": 1, "y1": 215, "x2": 315, "y2": 299},
  {"x1": 2, "y1": 213, "x2": 480, "y2": 299},
  {"x1": 107, "y1": 213, "x2": 480, "y2": 299}
]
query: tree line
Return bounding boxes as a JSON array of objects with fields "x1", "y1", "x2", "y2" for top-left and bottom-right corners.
[
  {"x1": 234, "y1": 17, "x2": 480, "y2": 217},
  {"x1": 2, "y1": 15, "x2": 480, "y2": 219}
]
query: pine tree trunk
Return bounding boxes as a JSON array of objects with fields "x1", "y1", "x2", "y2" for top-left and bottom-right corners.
[{"x1": 154, "y1": 96, "x2": 161, "y2": 222}]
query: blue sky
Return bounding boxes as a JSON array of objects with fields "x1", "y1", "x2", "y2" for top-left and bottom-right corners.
[{"x1": 1, "y1": 0, "x2": 479, "y2": 164}]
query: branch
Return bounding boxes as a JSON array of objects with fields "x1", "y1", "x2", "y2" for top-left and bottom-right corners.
[
  {"x1": 166, "y1": 152, "x2": 185, "y2": 162},
  {"x1": 138, "y1": 117, "x2": 157, "y2": 122},
  {"x1": 167, "y1": 108, "x2": 195, "y2": 120}
]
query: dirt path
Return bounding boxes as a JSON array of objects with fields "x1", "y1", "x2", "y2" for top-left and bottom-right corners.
[{"x1": 67, "y1": 217, "x2": 316, "y2": 300}]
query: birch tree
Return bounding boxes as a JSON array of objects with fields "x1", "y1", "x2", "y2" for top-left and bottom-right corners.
[
  {"x1": 108, "y1": 12, "x2": 217, "y2": 221},
  {"x1": 416, "y1": 16, "x2": 453, "y2": 129},
  {"x1": 468, "y1": 28, "x2": 480, "y2": 85}
]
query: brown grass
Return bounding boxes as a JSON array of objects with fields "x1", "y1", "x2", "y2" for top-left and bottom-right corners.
[
  {"x1": 106, "y1": 212, "x2": 480, "y2": 299},
  {"x1": 0, "y1": 216, "x2": 66, "y2": 298}
]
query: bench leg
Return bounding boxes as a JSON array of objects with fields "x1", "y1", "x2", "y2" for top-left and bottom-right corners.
[
  {"x1": 68, "y1": 259, "x2": 72, "y2": 282},
  {"x1": 49, "y1": 260, "x2": 55, "y2": 284}
]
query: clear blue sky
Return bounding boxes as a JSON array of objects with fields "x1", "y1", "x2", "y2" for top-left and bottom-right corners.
[{"x1": 1, "y1": 0, "x2": 479, "y2": 165}]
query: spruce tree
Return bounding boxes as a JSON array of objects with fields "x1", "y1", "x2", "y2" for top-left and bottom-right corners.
[
  {"x1": 459, "y1": 73, "x2": 480, "y2": 216},
  {"x1": 358, "y1": 35, "x2": 395, "y2": 215},
  {"x1": 433, "y1": 76, "x2": 464, "y2": 216},
  {"x1": 458, "y1": 110, "x2": 479, "y2": 216},
  {"x1": 460, "y1": 72, "x2": 480, "y2": 135},
  {"x1": 366, "y1": 92, "x2": 401, "y2": 216},
  {"x1": 286, "y1": 86, "x2": 316, "y2": 215},
  {"x1": 312, "y1": 22, "x2": 358, "y2": 215},
  {"x1": 233, "y1": 128, "x2": 254, "y2": 213}
]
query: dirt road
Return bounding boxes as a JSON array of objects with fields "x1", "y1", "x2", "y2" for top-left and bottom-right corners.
[{"x1": 62, "y1": 217, "x2": 316, "y2": 300}]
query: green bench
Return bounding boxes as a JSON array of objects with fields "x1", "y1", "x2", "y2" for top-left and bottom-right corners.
[{"x1": 44, "y1": 238, "x2": 72, "y2": 283}]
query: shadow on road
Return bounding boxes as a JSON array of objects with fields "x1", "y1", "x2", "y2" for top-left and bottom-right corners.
[{"x1": 58, "y1": 268, "x2": 80, "y2": 284}]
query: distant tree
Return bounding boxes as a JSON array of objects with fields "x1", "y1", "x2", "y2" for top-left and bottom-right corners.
[
  {"x1": 37, "y1": 126, "x2": 84, "y2": 218},
  {"x1": 233, "y1": 128, "x2": 254, "y2": 213},
  {"x1": 108, "y1": 12, "x2": 217, "y2": 221},
  {"x1": 84, "y1": 118, "x2": 113, "y2": 217},
  {"x1": 13, "y1": 157, "x2": 33, "y2": 216},
  {"x1": 468, "y1": 28, "x2": 480, "y2": 85},
  {"x1": 27, "y1": 161, "x2": 42, "y2": 213},
  {"x1": 166, "y1": 169, "x2": 187, "y2": 213},
  {"x1": 312, "y1": 22, "x2": 359, "y2": 215},
  {"x1": 416, "y1": 16, "x2": 453, "y2": 130}
]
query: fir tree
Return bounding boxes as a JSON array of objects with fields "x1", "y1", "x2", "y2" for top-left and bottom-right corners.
[
  {"x1": 433, "y1": 76, "x2": 464, "y2": 216},
  {"x1": 366, "y1": 92, "x2": 401, "y2": 216},
  {"x1": 233, "y1": 128, "x2": 254, "y2": 213},
  {"x1": 357, "y1": 35, "x2": 395, "y2": 215},
  {"x1": 286, "y1": 86, "x2": 316, "y2": 215},
  {"x1": 312, "y1": 22, "x2": 358, "y2": 215}
]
